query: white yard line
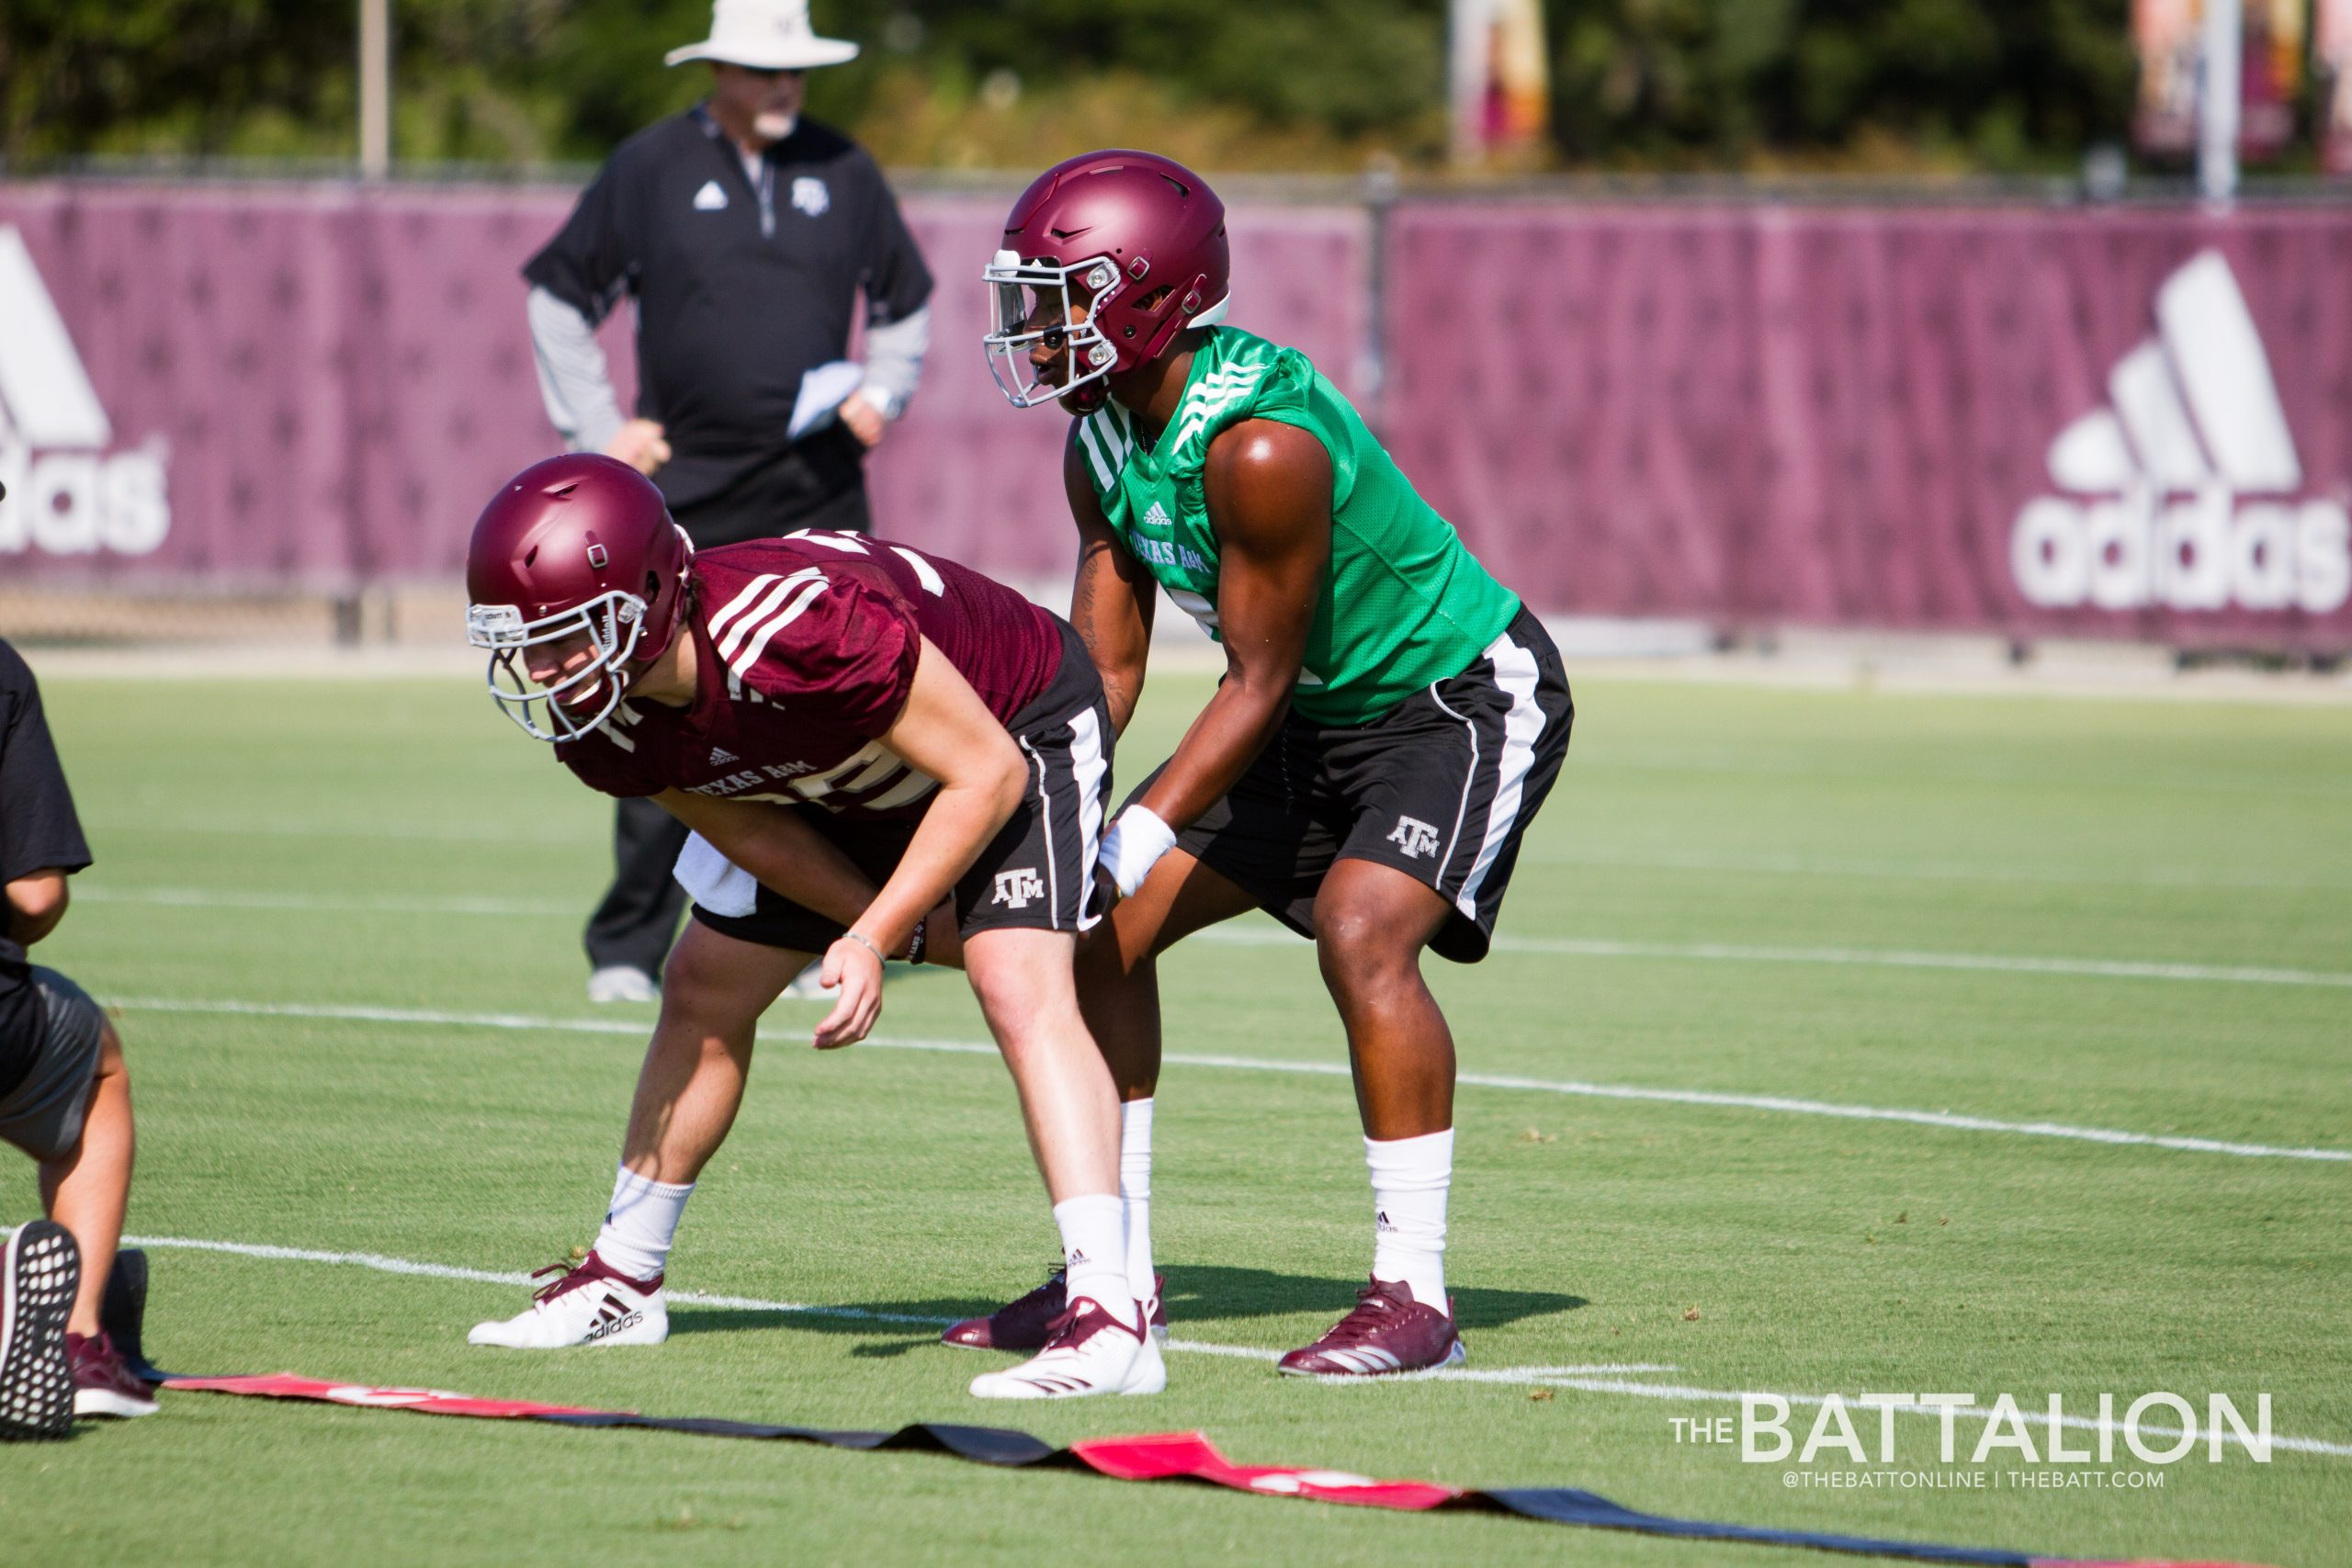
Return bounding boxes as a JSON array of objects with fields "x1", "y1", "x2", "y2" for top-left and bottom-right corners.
[
  {"x1": 78, "y1": 886, "x2": 577, "y2": 917},
  {"x1": 102, "y1": 996, "x2": 2352, "y2": 1164},
  {"x1": 1198, "y1": 926, "x2": 2352, "y2": 989},
  {"x1": 1523, "y1": 845, "x2": 2352, "y2": 895},
  {"x1": 80, "y1": 886, "x2": 2352, "y2": 989},
  {"x1": 122, "y1": 1235, "x2": 2348, "y2": 1460}
]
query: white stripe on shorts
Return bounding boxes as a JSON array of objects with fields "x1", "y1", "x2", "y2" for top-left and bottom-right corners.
[
  {"x1": 1453, "y1": 628, "x2": 1545, "y2": 922},
  {"x1": 1017, "y1": 737, "x2": 1060, "y2": 931},
  {"x1": 1066, "y1": 707, "x2": 1109, "y2": 931}
]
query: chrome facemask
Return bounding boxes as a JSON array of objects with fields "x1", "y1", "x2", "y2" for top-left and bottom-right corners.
[
  {"x1": 983, "y1": 249, "x2": 1124, "y2": 410},
  {"x1": 466, "y1": 592, "x2": 646, "y2": 742}
]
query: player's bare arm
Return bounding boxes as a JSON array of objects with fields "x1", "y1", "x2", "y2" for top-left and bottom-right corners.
[
  {"x1": 1132, "y1": 419, "x2": 1331, "y2": 832},
  {"x1": 1064, "y1": 429, "x2": 1156, "y2": 737},
  {"x1": 810, "y1": 636, "x2": 1029, "y2": 1050},
  {"x1": 5, "y1": 869, "x2": 70, "y2": 947}
]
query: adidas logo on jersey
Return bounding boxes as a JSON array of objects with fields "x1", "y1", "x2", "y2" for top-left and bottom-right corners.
[
  {"x1": 0, "y1": 226, "x2": 172, "y2": 557},
  {"x1": 692, "y1": 180, "x2": 728, "y2": 211},
  {"x1": 1140, "y1": 501, "x2": 1173, "y2": 531},
  {"x1": 2009, "y1": 251, "x2": 2349, "y2": 615},
  {"x1": 709, "y1": 747, "x2": 740, "y2": 765}
]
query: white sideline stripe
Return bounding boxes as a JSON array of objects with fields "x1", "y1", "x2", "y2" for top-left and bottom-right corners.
[
  {"x1": 118, "y1": 1235, "x2": 2349, "y2": 1459},
  {"x1": 73, "y1": 885, "x2": 2352, "y2": 990},
  {"x1": 98, "y1": 997, "x2": 2352, "y2": 1163},
  {"x1": 1193, "y1": 925, "x2": 2352, "y2": 990},
  {"x1": 79, "y1": 886, "x2": 577, "y2": 917},
  {"x1": 1526, "y1": 845, "x2": 2352, "y2": 894}
]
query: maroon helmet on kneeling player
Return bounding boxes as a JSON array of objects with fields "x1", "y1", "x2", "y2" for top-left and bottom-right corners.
[
  {"x1": 465, "y1": 453, "x2": 693, "y2": 741},
  {"x1": 983, "y1": 149, "x2": 1230, "y2": 413}
]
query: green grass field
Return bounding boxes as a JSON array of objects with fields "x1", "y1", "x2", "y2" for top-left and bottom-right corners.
[{"x1": 5, "y1": 665, "x2": 2346, "y2": 1566}]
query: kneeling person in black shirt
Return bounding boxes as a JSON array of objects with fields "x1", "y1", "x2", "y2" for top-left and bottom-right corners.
[{"x1": 0, "y1": 633, "x2": 154, "y2": 1429}]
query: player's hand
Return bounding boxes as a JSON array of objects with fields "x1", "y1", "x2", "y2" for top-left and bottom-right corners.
[
  {"x1": 1091, "y1": 863, "x2": 1123, "y2": 917},
  {"x1": 837, "y1": 391, "x2": 887, "y2": 449},
  {"x1": 605, "y1": 418, "x2": 673, "y2": 476},
  {"x1": 811, "y1": 933, "x2": 885, "y2": 1049}
]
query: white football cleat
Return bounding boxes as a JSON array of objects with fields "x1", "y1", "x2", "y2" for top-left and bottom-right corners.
[
  {"x1": 469, "y1": 1251, "x2": 667, "y2": 1349},
  {"x1": 968, "y1": 1297, "x2": 1165, "y2": 1400},
  {"x1": 586, "y1": 965, "x2": 658, "y2": 1005}
]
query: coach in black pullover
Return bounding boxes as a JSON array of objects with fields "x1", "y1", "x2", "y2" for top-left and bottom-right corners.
[{"x1": 520, "y1": 0, "x2": 934, "y2": 1000}]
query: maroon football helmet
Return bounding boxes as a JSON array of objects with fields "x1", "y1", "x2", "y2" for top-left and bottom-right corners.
[
  {"x1": 985, "y1": 150, "x2": 1230, "y2": 412},
  {"x1": 464, "y1": 454, "x2": 693, "y2": 741}
]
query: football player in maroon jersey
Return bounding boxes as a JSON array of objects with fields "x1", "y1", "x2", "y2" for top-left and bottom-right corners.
[{"x1": 459, "y1": 454, "x2": 1162, "y2": 1400}]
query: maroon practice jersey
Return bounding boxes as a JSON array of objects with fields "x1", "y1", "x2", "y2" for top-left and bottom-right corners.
[{"x1": 558, "y1": 531, "x2": 1064, "y2": 818}]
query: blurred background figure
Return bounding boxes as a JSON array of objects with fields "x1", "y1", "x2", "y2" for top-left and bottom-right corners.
[{"x1": 521, "y1": 0, "x2": 934, "y2": 1002}]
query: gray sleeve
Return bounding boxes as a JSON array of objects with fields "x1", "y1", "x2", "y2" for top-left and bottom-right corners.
[
  {"x1": 526, "y1": 286, "x2": 628, "y2": 454},
  {"x1": 859, "y1": 303, "x2": 931, "y2": 421}
]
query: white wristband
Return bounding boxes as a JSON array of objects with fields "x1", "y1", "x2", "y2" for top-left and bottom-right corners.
[{"x1": 1098, "y1": 807, "x2": 1178, "y2": 898}]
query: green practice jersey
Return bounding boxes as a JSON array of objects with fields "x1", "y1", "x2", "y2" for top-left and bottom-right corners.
[{"x1": 1073, "y1": 325, "x2": 1520, "y2": 727}]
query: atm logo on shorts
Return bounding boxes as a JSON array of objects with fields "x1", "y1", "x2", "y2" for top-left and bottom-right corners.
[
  {"x1": 0, "y1": 226, "x2": 172, "y2": 557},
  {"x1": 1386, "y1": 816, "x2": 1442, "y2": 860},
  {"x1": 992, "y1": 868, "x2": 1046, "y2": 908},
  {"x1": 2009, "y1": 250, "x2": 2348, "y2": 616}
]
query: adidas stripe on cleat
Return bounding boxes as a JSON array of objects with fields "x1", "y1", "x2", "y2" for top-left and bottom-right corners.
[
  {"x1": 468, "y1": 1250, "x2": 667, "y2": 1349},
  {"x1": 967, "y1": 1298, "x2": 1165, "y2": 1400},
  {"x1": 0, "y1": 1222, "x2": 81, "y2": 1440},
  {"x1": 1276, "y1": 1277, "x2": 1465, "y2": 1379}
]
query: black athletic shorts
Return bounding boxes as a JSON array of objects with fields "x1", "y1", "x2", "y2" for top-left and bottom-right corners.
[
  {"x1": 0, "y1": 968, "x2": 107, "y2": 1163},
  {"x1": 1141, "y1": 605, "x2": 1572, "y2": 964},
  {"x1": 691, "y1": 620, "x2": 1113, "y2": 953}
]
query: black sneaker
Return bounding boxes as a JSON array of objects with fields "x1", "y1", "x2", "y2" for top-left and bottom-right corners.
[{"x1": 0, "y1": 1222, "x2": 81, "y2": 1439}]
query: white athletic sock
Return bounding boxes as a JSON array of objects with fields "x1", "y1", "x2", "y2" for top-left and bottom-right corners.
[
  {"x1": 1365, "y1": 1129, "x2": 1453, "y2": 1312},
  {"x1": 1119, "y1": 1099, "x2": 1156, "y2": 1303},
  {"x1": 1052, "y1": 1193, "x2": 1134, "y2": 1325},
  {"x1": 594, "y1": 1166, "x2": 694, "y2": 1282}
]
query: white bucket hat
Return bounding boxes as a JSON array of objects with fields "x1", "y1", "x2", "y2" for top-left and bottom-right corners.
[{"x1": 665, "y1": 0, "x2": 858, "y2": 71}]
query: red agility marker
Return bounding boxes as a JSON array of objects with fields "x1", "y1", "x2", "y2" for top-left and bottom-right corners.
[
  {"x1": 1072, "y1": 1432, "x2": 1459, "y2": 1512},
  {"x1": 166, "y1": 1373, "x2": 617, "y2": 1421}
]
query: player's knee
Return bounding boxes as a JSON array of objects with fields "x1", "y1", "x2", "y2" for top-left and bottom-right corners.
[{"x1": 1314, "y1": 908, "x2": 1419, "y2": 998}]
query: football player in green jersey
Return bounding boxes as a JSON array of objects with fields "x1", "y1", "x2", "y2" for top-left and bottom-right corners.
[{"x1": 951, "y1": 151, "x2": 1574, "y2": 1377}]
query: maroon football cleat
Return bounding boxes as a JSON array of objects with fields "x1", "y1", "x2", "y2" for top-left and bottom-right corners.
[
  {"x1": 67, "y1": 1330, "x2": 158, "y2": 1419},
  {"x1": 942, "y1": 1269, "x2": 1167, "y2": 1351},
  {"x1": 1276, "y1": 1278, "x2": 1466, "y2": 1377}
]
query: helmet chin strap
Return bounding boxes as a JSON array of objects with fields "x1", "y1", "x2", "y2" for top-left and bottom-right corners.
[{"x1": 1065, "y1": 380, "x2": 1111, "y2": 415}]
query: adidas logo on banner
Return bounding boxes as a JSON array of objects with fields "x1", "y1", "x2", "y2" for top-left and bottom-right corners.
[
  {"x1": 2010, "y1": 251, "x2": 2348, "y2": 615},
  {"x1": 0, "y1": 226, "x2": 173, "y2": 557}
]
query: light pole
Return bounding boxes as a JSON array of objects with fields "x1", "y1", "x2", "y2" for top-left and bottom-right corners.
[
  {"x1": 359, "y1": 0, "x2": 390, "y2": 178},
  {"x1": 2199, "y1": 0, "x2": 2242, "y2": 206}
]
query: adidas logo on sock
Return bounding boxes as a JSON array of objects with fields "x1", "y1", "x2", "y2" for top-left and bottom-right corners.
[{"x1": 2010, "y1": 250, "x2": 2349, "y2": 615}]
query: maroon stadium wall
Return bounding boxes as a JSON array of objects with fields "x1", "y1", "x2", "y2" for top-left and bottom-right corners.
[{"x1": 1, "y1": 182, "x2": 2346, "y2": 650}]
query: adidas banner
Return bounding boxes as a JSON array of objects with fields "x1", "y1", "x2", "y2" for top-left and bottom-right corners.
[
  {"x1": 1, "y1": 184, "x2": 2348, "y2": 652},
  {"x1": 162, "y1": 1372, "x2": 2269, "y2": 1567},
  {"x1": 1381, "y1": 207, "x2": 2352, "y2": 651}
]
